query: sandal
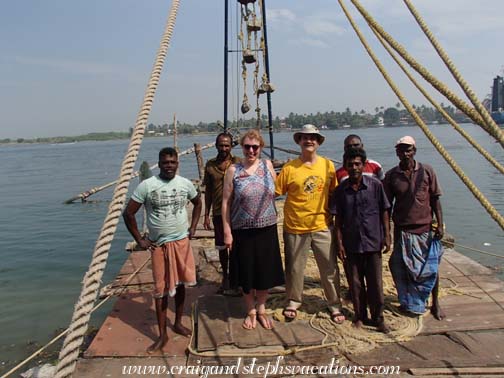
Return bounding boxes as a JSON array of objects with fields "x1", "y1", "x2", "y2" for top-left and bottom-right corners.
[
  {"x1": 282, "y1": 307, "x2": 297, "y2": 322},
  {"x1": 242, "y1": 309, "x2": 257, "y2": 330},
  {"x1": 257, "y1": 312, "x2": 274, "y2": 329},
  {"x1": 331, "y1": 310, "x2": 346, "y2": 324}
]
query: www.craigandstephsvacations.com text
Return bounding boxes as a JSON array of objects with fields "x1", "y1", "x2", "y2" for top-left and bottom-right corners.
[{"x1": 121, "y1": 357, "x2": 400, "y2": 377}]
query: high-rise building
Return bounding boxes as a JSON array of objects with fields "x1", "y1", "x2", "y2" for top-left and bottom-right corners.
[{"x1": 491, "y1": 75, "x2": 504, "y2": 112}]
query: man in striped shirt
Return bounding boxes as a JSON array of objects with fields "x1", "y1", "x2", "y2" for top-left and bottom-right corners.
[{"x1": 336, "y1": 135, "x2": 384, "y2": 183}]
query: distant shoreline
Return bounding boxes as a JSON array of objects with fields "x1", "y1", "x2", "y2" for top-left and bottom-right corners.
[{"x1": 1, "y1": 121, "x2": 476, "y2": 147}]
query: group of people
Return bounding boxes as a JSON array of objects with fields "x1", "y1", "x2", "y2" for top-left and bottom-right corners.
[{"x1": 123, "y1": 125, "x2": 446, "y2": 352}]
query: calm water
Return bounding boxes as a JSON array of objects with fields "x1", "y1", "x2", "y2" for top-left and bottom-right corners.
[{"x1": 0, "y1": 124, "x2": 503, "y2": 370}]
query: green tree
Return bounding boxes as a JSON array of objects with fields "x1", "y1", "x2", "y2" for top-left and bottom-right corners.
[{"x1": 384, "y1": 107, "x2": 400, "y2": 125}]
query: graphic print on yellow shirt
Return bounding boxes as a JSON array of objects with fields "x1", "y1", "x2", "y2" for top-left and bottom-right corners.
[{"x1": 276, "y1": 157, "x2": 337, "y2": 234}]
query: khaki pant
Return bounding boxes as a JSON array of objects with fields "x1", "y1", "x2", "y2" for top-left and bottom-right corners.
[{"x1": 283, "y1": 229, "x2": 341, "y2": 313}]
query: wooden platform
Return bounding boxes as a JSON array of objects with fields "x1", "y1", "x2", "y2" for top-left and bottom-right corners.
[{"x1": 74, "y1": 237, "x2": 504, "y2": 377}]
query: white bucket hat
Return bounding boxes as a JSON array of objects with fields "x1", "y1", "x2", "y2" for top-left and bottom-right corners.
[{"x1": 293, "y1": 124, "x2": 325, "y2": 145}]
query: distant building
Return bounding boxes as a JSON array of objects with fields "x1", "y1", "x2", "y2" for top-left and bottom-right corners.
[{"x1": 492, "y1": 75, "x2": 504, "y2": 112}]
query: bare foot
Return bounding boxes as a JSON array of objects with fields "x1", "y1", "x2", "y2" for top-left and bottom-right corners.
[
  {"x1": 173, "y1": 322, "x2": 192, "y2": 337},
  {"x1": 147, "y1": 334, "x2": 168, "y2": 354},
  {"x1": 431, "y1": 304, "x2": 446, "y2": 320},
  {"x1": 376, "y1": 321, "x2": 391, "y2": 334},
  {"x1": 352, "y1": 320, "x2": 363, "y2": 329},
  {"x1": 221, "y1": 277, "x2": 230, "y2": 291}
]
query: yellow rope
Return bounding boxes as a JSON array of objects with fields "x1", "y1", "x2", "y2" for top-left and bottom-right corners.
[
  {"x1": 452, "y1": 243, "x2": 504, "y2": 259},
  {"x1": 349, "y1": 0, "x2": 504, "y2": 148},
  {"x1": 338, "y1": 0, "x2": 504, "y2": 232},
  {"x1": 53, "y1": 2, "x2": 181, "y2": 377},
  {"x1": 403, "y1": 0, "x2": 504, "y2": 147},
  {"x1": 369, "y1": 27, "x2": 504, "y2": 175}
]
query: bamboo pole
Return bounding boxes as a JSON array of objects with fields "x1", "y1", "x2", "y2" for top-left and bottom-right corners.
[
  {"x1": 63, "y1": 142, "x2": 215, "y2": 204},
  {"x1": 194, "y1": 143, "x2": 205, "y2": 180}
]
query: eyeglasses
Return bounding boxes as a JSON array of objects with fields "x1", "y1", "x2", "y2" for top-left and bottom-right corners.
[{"x1": 243, "y1": 144, "x2": 260, "y2": 151}]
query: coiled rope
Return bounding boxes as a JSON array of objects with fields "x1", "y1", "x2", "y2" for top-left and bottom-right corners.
[
  {"x1": 338, "y1": 0, "x2": 504, "y2": 232},
  {"x1": 53, "y1": 2, "x2": 181, "y2": 377},
  {"x1": 369, "y1": 26, "x2": 504, "y2": 175},
  {"x1": 403, "y1": 0, "x2": 504, "y2": 147},
  {"x1": 349, "y1": 0, "x2": 504, "y2": 148}
]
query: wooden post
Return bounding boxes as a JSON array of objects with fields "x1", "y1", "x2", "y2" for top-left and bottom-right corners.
[{"x1": 194, "y1": 143, "x2": 205, "y2": 181}]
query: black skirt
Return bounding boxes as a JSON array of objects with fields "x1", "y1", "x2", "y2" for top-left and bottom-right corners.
[{"x1": 230, "y1": 224, "x2": 285, "y2": 294}]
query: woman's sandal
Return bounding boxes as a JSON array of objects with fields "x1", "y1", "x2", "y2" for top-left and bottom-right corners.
[
  {"x1": 242, "y1": 309, "x2": 257, "y2": 330},
  {"x1": 331, "y1": 310, "x2": 346, "y2": 325},
  {"x1": 282, "y1": 307, "x2": 297, "y2": 322},
  {"x1": 257, "y1": 312, "x2": 274, "y2": 329}
]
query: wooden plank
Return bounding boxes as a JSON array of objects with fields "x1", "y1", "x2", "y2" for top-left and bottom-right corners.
[
  {"x1": 447, "y1": 330, "x2": 504, "y2": 360},
  {"x1": 74, "y1": 357, "x2": 188, "y2": 378},
  {"x1": 438, "y1": 257, "x2": 465, "y2": 278},
  {"x1": 85, "y1": 292, "x2": 191, "y2": 357},
  {"x1": 85, "y1": 286, "x2": 214, "y2": 357},
  {"x1": 469, "y1": 274, "x2": 504, "y2": 294},
  {"x1": 112, "y1": 271, "x2": 154, "y2": 286},
  {"x1": 443, "y1": 249, "x2": 494, "y2": 276},
  {"x1": 348, "y1": 334, "x2": 495, "y2": 370},
  {"x1": 422, "y1": 302, "x2": 504, "y2": 334},
  {"x1": 408, "y1": 366, "x2": 504, "y2": 376},
  {"x1": 117, "y1": 251, "x2": 151, "y2": 275}
]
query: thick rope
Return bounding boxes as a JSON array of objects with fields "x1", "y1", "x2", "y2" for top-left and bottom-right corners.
[
  {"x1": 370, "y1": 27, "x2": 504, "y2": 175},
  {"x1": 54, "y1": 2, "x2": 181, "y2": 377},
  {"x1": 403, "y1": 0, "x2": 504, "y2": 148},
  {"x1": 339, "y1": 0, "x2": 504, "y2": 232},
  {"x1": 349, "y1": 0, "x2": 504, "y2": 148}
]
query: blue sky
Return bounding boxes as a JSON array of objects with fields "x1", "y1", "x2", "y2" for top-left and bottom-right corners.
[{"x1": 1, "y1": 0, "x2": 502, "y2": 138}]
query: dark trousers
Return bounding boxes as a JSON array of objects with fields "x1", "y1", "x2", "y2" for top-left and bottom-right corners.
[{"x1": 346, "y1": 251, "x2": 384, "y2": 323}]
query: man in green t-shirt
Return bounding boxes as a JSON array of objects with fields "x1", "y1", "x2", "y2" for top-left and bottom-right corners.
[{"x1": 123, "y1": 147, "x2": 202, "y2": 353}]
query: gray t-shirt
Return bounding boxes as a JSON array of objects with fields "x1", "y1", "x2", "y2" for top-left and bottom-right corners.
[{"x1": 132, "y1": 175, "x2": 198, "y2": 244}]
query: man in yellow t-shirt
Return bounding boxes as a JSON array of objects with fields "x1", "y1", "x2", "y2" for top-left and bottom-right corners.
[{"x1": 276, "y1": 124, "x2": 344, "y2": 324}]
